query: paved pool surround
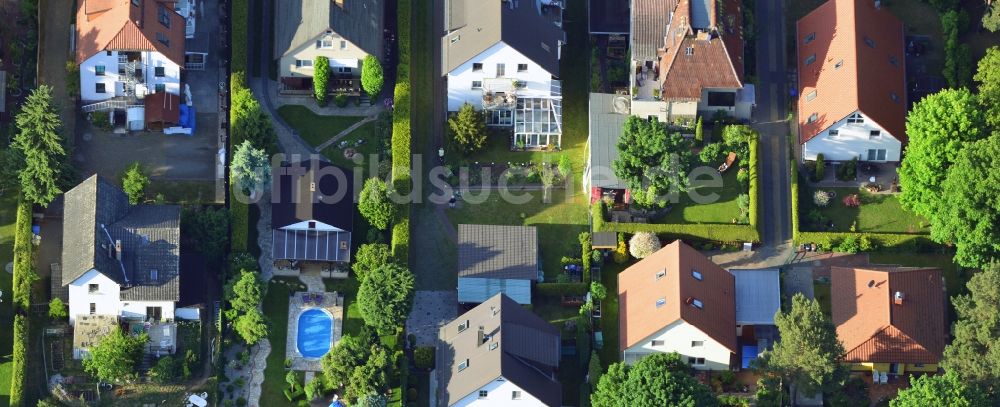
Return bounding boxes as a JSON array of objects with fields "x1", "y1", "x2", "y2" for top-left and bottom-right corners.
[{"x1": 286, "y1": 291, "x2": 344, "y2": 372}]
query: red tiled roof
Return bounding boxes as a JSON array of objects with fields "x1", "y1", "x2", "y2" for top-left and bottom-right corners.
[
  {"x1": 796, "y1": 0, "x2": 907, "y2": 144},
  {"x1": 618, "y1": 240, "x2": 737, "y2": 353},
  {"x1": 76, "y1": 0, "x2": 186, "y2": 66},
  {"x1": 831, "y1": 267, "x2": 946, "y2": 364},
  {"x1": 658, "y1": 0, "x2": 743, "y2": 101}
]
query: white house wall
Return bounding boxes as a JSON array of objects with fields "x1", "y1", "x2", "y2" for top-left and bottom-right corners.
[
  {"x1": 280, "y1": 30, "x2": 371, "y2": 78},
  {"x1": 802, "y1": 110, "x2": 902, "y2": 162},
  {"x1": 622, "y1": 319, "x2": 733, "y2": 371},
  {"x1": 121, "y1": 300, "x2": 176, "y2": 321},
  {"x1": 68, "y1": 269, "x2": 121, "y2": 325},
  {"x1": 446, "y1": 42, "x2": 556, "y2": 111},
  {"x1": 80, "y1": 50, "x2": 181, "y2": 102},
  {"x1": 697, "y1": 87, "x2": 746, "y2": 119},
  {"x1": 451, "y1": 376, "x2": 548, "y2": 407}
]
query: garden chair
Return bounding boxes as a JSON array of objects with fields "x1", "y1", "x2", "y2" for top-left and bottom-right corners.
[{"x1": 718, "y1": 152, "x2": 737, "y2": 172}]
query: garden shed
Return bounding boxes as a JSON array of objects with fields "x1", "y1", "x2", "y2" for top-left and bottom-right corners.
[{"x1": 456, "y1": 224, "x2": 539, "y2": 304}]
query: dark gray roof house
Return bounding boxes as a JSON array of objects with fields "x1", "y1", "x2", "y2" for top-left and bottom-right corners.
[
  {"x1": 59, "y1": 175, "x2": 181, "y2": 302},
  {"x1": 442, "y1": 0, "x2": 565, "y2": 74},
  {"x1": 457, "y1": 224, "x2": 538, "y2": 304},
  {"x1": 273, "y1": 0, "x2": 385, "y2": 60},
  {"x1": 271, "y1": 159, "x2": 354, "y2": 263},
  {"x1": 586, "y1": 93, "x2": 630, "y2": 191},
  {"x1": 437, "y1": 293, "x2": 561, "y2": 406}
]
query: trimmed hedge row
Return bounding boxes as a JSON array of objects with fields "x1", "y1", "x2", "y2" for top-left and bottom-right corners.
[
  {"x1": 391, "y1": 215, "x2": 409, "y2": 263},
  {"x1": 231, "y1": 189, "x2": 249, "y2": 254},
  {"x1": 9, "y1": 314, "x2": 27, "y2": 407},
  {"x1": 12, "y1": 200, "x2": 35, "y2": 310},
  {"x1": 536, "y1": 283, "x2": 590, "y2": 297},
  {"x1": 391, "y1": 82, "x2": 412, "y2": 194},
  {"x1": 748, "y1": 135, "x2": 760, "y2": 228},
  {"x1": 600, "y1": 222, "x2": 759, "y2": 244},
  {"x1": 231, "y1": 0, "x2": 248, "y2": 73},
  {"x1": 591, "y1": 201, "x2": 604, "y2": 232},
  {"x1": 790, "y1": 159, "x2": 800, "y2": 241},
  {"x1": 579, "y1": 232, "x2": 592, "y2": 283},
  {"x1": 389, "y1": 0, "x2": 413, "y2": 264}
]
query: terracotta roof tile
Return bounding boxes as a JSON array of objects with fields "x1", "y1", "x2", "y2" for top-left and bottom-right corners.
[
  {"x1": 831, "y1": 267, "x2": 946, "y2": 364},
  {"x1": 618, "y1": 240, "x2": 737, "y2": 353},
  {"x1": 76, "y1": 0, "x2": 186, "y2": 66},
  {"x1": 658, "y1": 0, "x2": 743, "y2": 101},
  {"x1": 796, "y1": 0, "x2": 907, "y2": 144}
]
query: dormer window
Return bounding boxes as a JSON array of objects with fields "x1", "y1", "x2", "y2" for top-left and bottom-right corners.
[
  {"x1": 458, "y1": 359, "x2": 469, "y2": 371},
  {"x1": 458, "y1": 320, "x2": 469, "y2": 332},
  {"x1": 655, "y1": 269, "x2": 666, "y2": 280},
  {"x1": 685, "y1": 47, "x2": 694, "y2": 56}
]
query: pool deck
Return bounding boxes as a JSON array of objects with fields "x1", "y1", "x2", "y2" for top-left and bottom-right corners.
[{"x1": 286, "y1": 291, "x2": 345, "y2": 371}]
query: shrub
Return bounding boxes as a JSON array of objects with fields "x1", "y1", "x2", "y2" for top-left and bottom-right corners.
[
  {"x1": 694, "y1": 116, "x2": 704, "y2": 145},
  {"x1": 699, "y1": 142, "x2": 725, "y2": 164},
  {"x1": 118, "y1": 162, "x2": 149, "y2": 204},
  {"x1": 599, "y1": 222, "x2": 761, "y2": 243},
  {"x1": 736, "y1": 168, "x2": 749, "y2": 187},
  {"x1": 842, "y1": 194, "x2": 860, "y2": 207},
  {"x1": 590, "y1": 282, "x2": 607, "y2": 300},
  {"x1": 628, "y1": 232, "x2": 661, "y2": 258},
  {"x1": 314, "y1": 56, "x2": 330, "y2": 105},
  {"x1": 361, "y1": 55, "x2": 385, "y2": 99},
  {"x1": 9, "y1": 315, "x2": 26, "y2": 407},
  {"x1": 613, "y1": 240, "x2": 629, "y2": 263},
  {"x1": 414, "y1": 346, "x2": 435, "y2": 369},
  {"x1": 237, "y1": 397, "x2": 247, "y2": 406},
  {"x1": 334, "y1": 93, "x2": 349, "y2": 108},
  {"x1": 408, "y1": 388, "x2": 418, "y2": 402},
  {"x1": 150, "y1": 356, "x2": 179, "y2": 384},
  {"x1": 48, "y1": 297, "x2": 68, "y2": 320},
  {"x1": 813, "y1": 190, "x2": 831, "y2": 207},
  {"x1": 391, "y1": 214, "x2": 410, "y2": 263},
  {"x1": 814, "y1": 154, "x2": 825, "y2": 181},
  {"x1": 591, "y1": 201, "x2": 605, "y2": 232},
  {"x1": 836, "y1": 158, "x2": 857, "y2": 181}
]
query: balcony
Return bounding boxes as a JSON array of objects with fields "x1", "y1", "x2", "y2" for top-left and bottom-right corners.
[
  {"x1": 482, "y1": 78, "x2": 521, "y2": 110},
  {"x1": 631, "y1": 61, "x2": 662, "y2": 101}
]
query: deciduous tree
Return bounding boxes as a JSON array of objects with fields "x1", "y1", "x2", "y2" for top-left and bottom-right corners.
[
  {"x1": 182, "y1": 207, "x2": 230, "y2": 267},
  {"x1": 890, "y1": 371, "x2": 987, "y2": 407},
  {"x1": 898, "y1": 88, "x2": 986, "y2": 220},
  {"x1": 628, "y1": 232, "x2": 661, "y2": 259},
  {"x1": 353, "y1": 243, "x2": 393, "y2": 280},
  {"x1": 974, "y1": 47, "x2": 1000, "y2": 127},
  {"x1": 613, "y1": 116, "x2": 692, "y2": 208},
  {"x1": 357, "y1": 264, "x2": 415, "y2": 334},
  {"x1": 121, "y1": 162, "x2": 149, "y2": 204},
  {"x1": 943, "y1": 263, "x2": 1000, "y2": 385},
  {"x1": 234, "y1": 307, "x2": 269, "y2": 345},
  {"x1": 82, "y1": 328, "x2": 149, "y2": 383},
  {"x1": 361, "y1": 55, "x2": 384, "y2": 99},
  {"x1": 231, "y1": 87, "x2": 277, "y2": 152},
  {"x1": 591, "y1": 353, "x2": 716, "y2": 407},
  {"x1": 358, "y1": 177, "x2": 398, "y2": 230},
  {"x1": 754, "y1": 294, "x2": 845, "y2": 400},
  {"x1": 13, "y1": 85, "x2": 67, "y2": 206},
  {"x1": 448, "y1": 103, "x2": 488, "y2": 153},
  {"x1": 933, "y1": 136, "x2": 1000, "y2": 267}
]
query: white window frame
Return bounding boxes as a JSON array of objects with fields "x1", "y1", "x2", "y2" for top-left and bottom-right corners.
[
  {"x1": 471, "y1": 80, "x2": 482, "y2": 89},
  {"x1": 691, "y1": 270, "x2": 703, "y2": 281},
  {"x1": 478, "y1": 390, "x2": 488, "y2": 399},
  {"x1": 655, "y1": 297, "x2": 666, "y2": 308},
  {"x1": 847, "y1": 113, "x2": 864, "y2": 124},
  {"x1": 89, "y1": 284, "x2": 99, "y2": 293},
  {"x1": 691, "y1": 341, "x2": 704, "y2": 347},
  {"x1": 870, "y1": 130, "x2": 881, "y2": 138},
  {"x1": 319, "y1": 39, "x2": 334, "y2": 49},
  {"x1": 296, "y1": 60, "x2": 314, "y2": 68},
  {"x1": 828, "y1": 130, "x2": 839, "y2": 138},
  {"x1": 496, "y1": 63, "x2": 506, "y2": 77},
  {"x1": 458, "y1": 320, "x2": 469, "y2": 332}
]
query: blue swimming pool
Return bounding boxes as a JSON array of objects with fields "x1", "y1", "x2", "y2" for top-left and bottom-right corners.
[{"x1": 297, "y1": 308, "x2": 332, "y2": 359}]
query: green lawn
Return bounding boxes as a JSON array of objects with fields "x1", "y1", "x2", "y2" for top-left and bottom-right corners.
[
  {"x1": 146, "y1": 180, "x2": 217, "y2": 204},
  {"x1": 813, "y1": 281, "x2": 832, "y2": 317},
  {"x1": 658, "y1": 168, "x2": 746, "y2": 224},
  {"x1": 320, "y1": 113, "x2": 390, "y2": 179},
  {"x1": 0, "y1": 190, "x2": 19, "y2": 407},
  {"x1": 598, "y1": 261, "x2": 627, "y2": 367},
  {"x1": 276, "y1": 105, "x2": 366, "y2": 148},
  {"x1": 446, "y1": 189, "x2": 588, "y2": 280},
  {"x1": 260, "y1": 278, "x2": 305, "y2": 407},
  {"x1": 800, "y1": 187, "x2": 929, "y2": 233},
  {"x1": 323, "y1": 277, "x2": 364, "y2": 337},
  {"x1": 534, "y1": 297, "x2": 585, "y2": 406}
]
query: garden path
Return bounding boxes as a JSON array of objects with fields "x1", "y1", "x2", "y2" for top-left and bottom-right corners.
[{"x1": 314, "y1": 115, "x2": 379, "y2": 151}]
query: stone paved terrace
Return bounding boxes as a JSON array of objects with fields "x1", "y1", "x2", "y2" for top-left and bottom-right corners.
[{"x1": 285, "y1": 291, "x2": 344, "y2": 371}]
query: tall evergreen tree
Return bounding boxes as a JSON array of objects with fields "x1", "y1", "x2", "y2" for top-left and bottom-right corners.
[
  {"x1": 943, "y1": 263, "x2": 1000, "y2": 387},
  {"x1": 13, "y1": 85, "x2": 66, "y2": 206}
]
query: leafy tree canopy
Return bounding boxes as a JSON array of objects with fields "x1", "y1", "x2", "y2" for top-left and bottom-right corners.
[
  {"x1": 234, "y1": 307, "x2": 269, "y2": 345},
  {"x1": 755, "y1": 294, "x2": 845, "y2": 399},
  {"x1": 49, "y1": 297, "x2": 68, "y2": 320},
  {"x1": 322, "y1": 333, "x2": 371, "y2": 390},
  {"x1": 890, "y1": 371, "x2": 988, "y2": 407},
  {"x1": 82, "y1": 328, "x2": 149, "y2": 383},
  {"x1": 357, "y1": 263, "x2": 415, "y2": 334},
  {"x1": 226, "y1": 270, "x2": 264, "y2": 317},
  {"x1": 361, "y1": 55, "x2": 385, "y2": 98},
  {"x1": 933, "y1": 135, "x2": 1000, "y2": 267},
  {"x1": 121, "y1": 162, "x2": 149, "y2": 205},
  {"x1": 975, "y1": 46, "x2": 1000, "y2": 127},
  {"x1": 943, "y1": 262, "x2": 1000, "y2": 383},
  {"x1": 448, "y1": 103, "x2": 488, "y2": 154},
  {"x1": 182, "y1": 207, "x2": 230, "y2": 267},
  {"x1": 628, "y1": 232, "x2": 662, "y2": 259},
  {"x1": 612, "y1": 116, "x2": 692, "y2": 208},
  {"x1": 353, "y1": 243, "x2": 393, "y2": 280},
  {"x1": 898, "y1": 88, "x2": 986, "y2": 220},
  {"x1": 358, "y1": 177, "x2": 398, "y2": 230},
  {"x1": 591, "y1": 352, "x2": 716, "y2": 407},
  {"x1": 13, "y1": 85, "x2": 67, "y2": 206},
  {"x1": 231, "y1": 87, "x2": 277, "y2": 152},
  {"x1": 984, "y1": 4, "x2": 1000, "y2": 33}
]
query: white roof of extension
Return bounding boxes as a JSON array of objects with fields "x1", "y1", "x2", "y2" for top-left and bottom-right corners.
[{"x1": 730, "y1": 268, "x2": 781, "y2": 325}]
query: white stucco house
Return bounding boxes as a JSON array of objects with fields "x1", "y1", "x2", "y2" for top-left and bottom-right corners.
[
  {"x1": 54, "y1": 175, "x2": 198, "y2": 359},
  {"x1": 442, "y1": 0, "x2": 566, "y2": 149},
  {"x1": 618, "y1": 240, "x2": 737, "y2": 370},
  {"x1": 437, "y1": 294, "x2": 562, "y2": 406},
  {"x1": 76, "y1": 0, "x2": 186, "y2": 108},
  {"x1": 796, "y1": 0, "x2": 907, "y2": 162},
  {"x1": 272, "y1": 0, "x2": 384, "y2": 95},
  {"x1": 629, "y1": 0, "x2": 752, "y2": 124}
]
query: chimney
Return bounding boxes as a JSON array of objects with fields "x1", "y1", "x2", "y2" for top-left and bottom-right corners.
[
  {"x1": 893, "y1": 291, "x2": 904, "y2": 305},
  {"x1": 114, "y1": 240, "x2": 123, "y2": 260},
  {"x1": 684, "y1": 296, "x2": 694, "y2": 305},
  {"x1": 477, "y1": 326, "x2": 485, "y2": 346}
]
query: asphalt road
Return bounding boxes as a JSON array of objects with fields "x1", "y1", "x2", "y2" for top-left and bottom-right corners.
[{"x1": 752, "y1": 0, "x2": 793, "y2": 246}]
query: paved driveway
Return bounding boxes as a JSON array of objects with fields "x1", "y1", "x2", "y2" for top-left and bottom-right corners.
[
  {"x1": 406, "y1": 291, "x2": 458, "y2": 346},
  {"x1": 74, "y1": 126, "x2": 217, "y2": 180}
]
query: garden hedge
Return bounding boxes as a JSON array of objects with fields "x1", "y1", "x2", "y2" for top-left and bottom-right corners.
[
  {"x1": 748, "y1": 135, "x2": 760, "y2": 229},
  {"x1": 391, "y1": 214, "x2": 410, "y2": 264},
  {"x1": 790, "y1": 158, "x2": 800, "y2": 241},
  {"x1": 579, "y1": 232, "x2": 591, "y2": 282},
  {"x1": 388, "y1": 0, "x2": 413, "y2": 264},
  {"x1": 536, "y1": 283, "x2": 590, "y2": 297},
  {"x1": 13, "y1": 200, "x2": 35, "y2": 310},
  {"x1": 591, "y1": 201, "x2": 605, "y2": 233},
  {"x1": 230, "y1": 188, "x2": 249, "y2": 254},
  {"x1": 599, "y1": 222, "x2": 759, "y2": 244},
  {"x1": 231, "y1": 0, "x2": 248, "y2": 73},
  {"x1": 9, "y1": 314, "x2": 27, "y2": 407}
]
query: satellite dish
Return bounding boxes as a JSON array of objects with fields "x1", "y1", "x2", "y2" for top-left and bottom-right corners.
[{"x1": 613, "y1": 96, "x2": 630, "y2": 114}]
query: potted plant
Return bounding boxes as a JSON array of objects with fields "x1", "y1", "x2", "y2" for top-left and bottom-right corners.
[{"x1": 653, "y1": 88, "x2": 661, "y2": 100}]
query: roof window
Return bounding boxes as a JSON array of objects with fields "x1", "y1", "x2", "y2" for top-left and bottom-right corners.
[
  {"x1": 691, "y1": 270, "x2": 703, "y2": 280},
  {"x1": 804, "y1": 32, "x2": 816, "y2": 44},
  {"x1": 685, "y1": 47, "x2": 694, "y2": 56}
]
